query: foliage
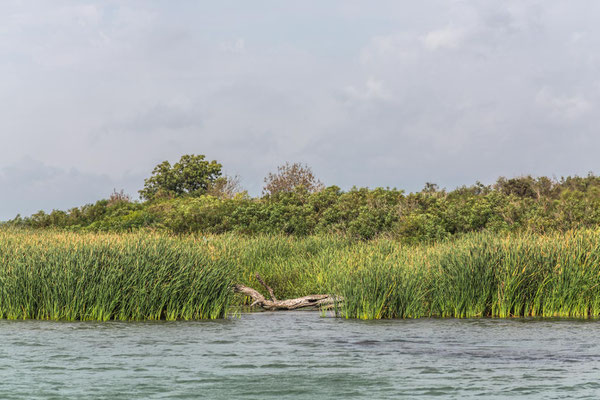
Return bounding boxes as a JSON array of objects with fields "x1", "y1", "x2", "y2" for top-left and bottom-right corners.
[
  {"x1": 334, "y1": 230, "x2": 600, "y2": 319},
  {"x1": 206, "y1": 175, "x2": 245, "y2": 199},
  {"x1": 3, "y1": 229, "x2": 600, "y2": 320},
  {"x1": 107, "y1": 189, "x2": 131, "y2": 206},
  {"x1": 139, "y1": 154, "x2": 222, "y2": 200},
  {"x1": 9, "y1": 172, "x2": 600, "y2": 242},
  {"x1": 263, "y1": 162, "x2": 324, "y2": 196},
  {"x1": 0, "y1": 230, "x2": 233, "y2": 320}
]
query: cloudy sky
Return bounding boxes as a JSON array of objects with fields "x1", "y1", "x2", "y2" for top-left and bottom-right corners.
[{"x1": 1, "y1": 1, "x2": 599, "y2": 220}]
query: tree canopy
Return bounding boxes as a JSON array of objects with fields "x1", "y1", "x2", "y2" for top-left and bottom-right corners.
[
  {"x1": 139, "y1": 154, "x2": 222, "y2": 200},
  {"x1": 11, "y1": 156, "x2": 600, "y2": 242},
  {"x1": 263, "y1": 162, "x2": 324, "y2": 196}
]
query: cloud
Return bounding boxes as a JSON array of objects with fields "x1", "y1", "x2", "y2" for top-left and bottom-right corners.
[
  {"x1": 421, "y1": 27, "x2": 466, "y2": 50},
  {"x1": 344, "y1": 77, "x2": 390, "y2": 102},
  {"x1": 535, "y1": 88, "x2": 592, "y2": 120},
  {"x1": 2, "y1": 1, "x2": 600, "y2": 219},
  {"x1": 99, "y1": 102, "x2": 203, "y2": 137},
  {"x1": 0, "y1": 157, "x2": 142, "y2": 220},
  {"x1": 360, "y1": 33, "x2": 417, "y2": 66},
  {"x1": 221, "y1": 38, "x2": 246, "y2": 54}
]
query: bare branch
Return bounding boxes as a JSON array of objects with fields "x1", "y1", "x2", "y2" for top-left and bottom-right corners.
[
  {"x1": 255, "y1": 273, "x2": 277, "y2": 301},
  {"x1": 233, "y1": 284, "x2": 265, "y2": 304},
  {"x1": 262, "y1": 162, "x2": 324, "y2": 196}
]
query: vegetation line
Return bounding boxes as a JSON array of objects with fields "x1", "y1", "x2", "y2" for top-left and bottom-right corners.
[
  {"x1": 2, "y1": 229, "x2": 600, "y2": 320},
  {"x1": 5, "y1": 154, "x2": 600, "y2": 242}
]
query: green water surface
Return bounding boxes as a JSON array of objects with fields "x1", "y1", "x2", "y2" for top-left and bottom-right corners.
[{"x1": 1, "y1": 312, "x2": 599, "y2": 399}]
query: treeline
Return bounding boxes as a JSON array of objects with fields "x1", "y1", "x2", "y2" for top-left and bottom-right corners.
[
  {"x1": 5, "y1": 155, "x2": 600, "y2": 241},
  {"x1": 6, "y1": 175, "x2": 600, "y2": 241}
]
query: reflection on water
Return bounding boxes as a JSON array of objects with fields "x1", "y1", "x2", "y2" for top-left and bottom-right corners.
[{"x1": 1, "y1": 313, "x2": 600, "y2": 399}]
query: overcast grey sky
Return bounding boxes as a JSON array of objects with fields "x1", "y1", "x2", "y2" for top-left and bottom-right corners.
[{"x1": 1, "y1": 1, "x2": 599, "y2": 220}]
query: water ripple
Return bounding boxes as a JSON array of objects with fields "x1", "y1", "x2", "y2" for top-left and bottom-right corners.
[{"x1": 1, "y1": 314, "x2": 600, "y2": 399}]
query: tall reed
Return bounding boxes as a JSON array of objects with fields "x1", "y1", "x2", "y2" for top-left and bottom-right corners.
[
  {"x1": 0, "y1": 230, "x2": 233, "y2": 320},
  {"x1": 3, "y1": 228, "x2": 600, "y2": 321},
  {"x1": 335, "y1": 231, "x2": 600, "y2": 319}
]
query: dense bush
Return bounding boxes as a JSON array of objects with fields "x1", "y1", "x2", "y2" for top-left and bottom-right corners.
[{"x1": 7, "y1": 174, "x2": 600, "y2": 241}]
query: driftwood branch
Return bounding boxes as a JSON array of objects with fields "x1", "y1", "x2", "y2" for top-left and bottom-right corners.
[
  {"x1": 233, "y1": 274, "x2": 341, "y2": 311},
  {"x1": 255, "y1": 273, "x2": 277, "y2": 301}
]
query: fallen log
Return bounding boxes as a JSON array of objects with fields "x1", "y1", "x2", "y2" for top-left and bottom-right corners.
[{"x1": 233, "y1": 274, "x2": 340, "y2": 311}]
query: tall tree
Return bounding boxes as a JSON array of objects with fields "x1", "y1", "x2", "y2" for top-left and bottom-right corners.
[{"x1": 139, "y1": 154, "x2": 222, "y2": 200}]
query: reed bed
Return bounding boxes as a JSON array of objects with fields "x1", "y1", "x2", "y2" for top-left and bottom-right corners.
[
  {"x1": 0, "y1": 230, "x2": 234, "y2": 320},
  {"x1": 333, "y1": 231, "x2": 600, "y2": 319},
  {"x1": 2, "y1": 228, "x2": 600, "y2": 320}
]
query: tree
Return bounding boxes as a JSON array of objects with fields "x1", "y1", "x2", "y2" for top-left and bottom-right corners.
[
  {"x1": 263, "y1": 162, "x2": 324, "y2": 196},
  {"x1": 139, "y1": 154, "x2": 222, "y2": 200},
  {"x1": 206, "y1": 175, "x2": 245, "y2": 199},
  {"x1": 108, "y1": 189, "x2": 131, "y2": 206},
  {"x1": 495, "y1": 176, "x2": 537, "y2": 199}
]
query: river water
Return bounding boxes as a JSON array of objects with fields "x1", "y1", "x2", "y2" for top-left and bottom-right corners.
[{"x1": 1, "y1": 312, "x2": 599, "y2": 399}]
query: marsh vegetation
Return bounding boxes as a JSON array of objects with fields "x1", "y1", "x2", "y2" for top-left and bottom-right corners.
[
  {"x1": 4, "y1": 156, "x2": 600, "y2": 320},
  {"x1": 2, "y1": 229, "x2": 600, "y2": 320}
]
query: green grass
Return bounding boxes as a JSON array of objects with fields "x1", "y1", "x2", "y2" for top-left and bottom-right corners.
[
  {"x1": 332, "y1": 231, "x2": 600, "y2": 319},
  {"x1": 2, "y1": 228, "x2": 600, "y2": 320},
  {"x1": 0, "y1": 230, "x2": 233, "y2": 320}
]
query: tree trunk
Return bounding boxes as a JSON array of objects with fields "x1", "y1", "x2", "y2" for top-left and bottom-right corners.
[{"x1": 233, "y1": 274, "x2": 340, "y2": 311}]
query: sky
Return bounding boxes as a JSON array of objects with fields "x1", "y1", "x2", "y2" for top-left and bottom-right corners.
[{"x1": 1, "y1": 1, "x2": 599, "y2": 220}]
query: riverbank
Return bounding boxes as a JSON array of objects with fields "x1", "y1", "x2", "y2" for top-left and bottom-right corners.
[{"x1": 1, "y1": 229, "x2": 600, "y2": 320}]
